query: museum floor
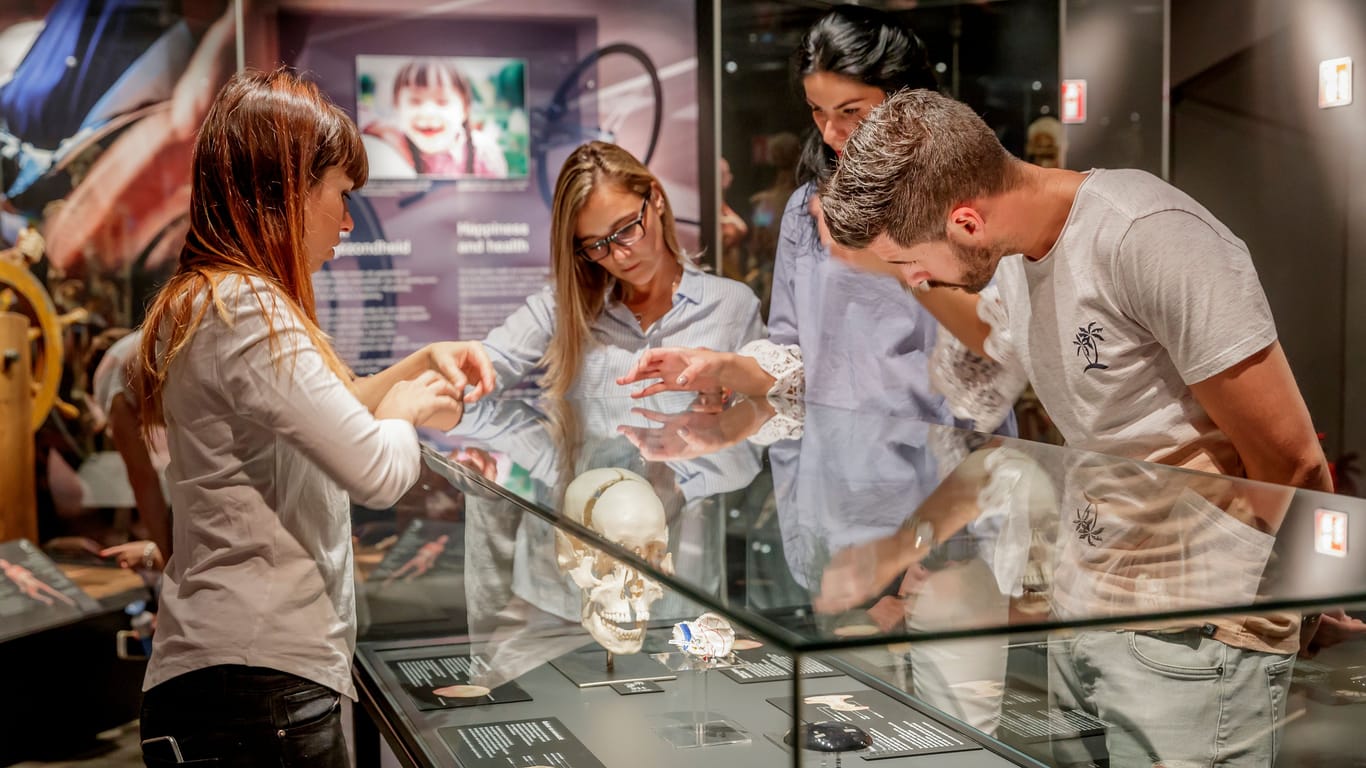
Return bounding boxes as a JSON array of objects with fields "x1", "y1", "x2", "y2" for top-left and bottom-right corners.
[
  {"x1": 12, "y1": 722, "x2": 141, "y2": 768},
  {"x1": 11, "y1": 704, "x2": 378, "y2": 768}
]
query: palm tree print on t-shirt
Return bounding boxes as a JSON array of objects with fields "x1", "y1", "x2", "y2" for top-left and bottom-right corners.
[{"x1": 1074, "y1": 322, "x2": 1109, "y2": 372}]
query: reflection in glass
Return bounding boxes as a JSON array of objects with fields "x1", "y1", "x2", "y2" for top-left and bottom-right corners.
[{"x1": 443, "y1": 395, "x2": 761, "y2": 674}]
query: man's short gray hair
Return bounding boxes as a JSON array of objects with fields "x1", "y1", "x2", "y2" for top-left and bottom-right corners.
[{"x1": 820, "y1": 88, "x2": 1019, "y2": 249}]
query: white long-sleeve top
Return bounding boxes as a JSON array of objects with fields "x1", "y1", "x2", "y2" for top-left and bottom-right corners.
[{"x1": 143, "y1": 275, "x2": 421, "y2": 698}]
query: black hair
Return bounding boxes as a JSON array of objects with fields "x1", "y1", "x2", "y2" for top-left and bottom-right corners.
[{"x1": 792, "y1": 4, "x2": 937, "y2": 185}]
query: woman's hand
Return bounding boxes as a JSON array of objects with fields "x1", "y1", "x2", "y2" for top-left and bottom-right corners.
[
  {"x1": 617, "y1": 347, "x2": 730, "y2": 398},
  {"x1": 427, "y1": 341, "x2": 497, "y2": 402},
  {"x1": 353, "y1": 341, "x2": 497, "y2": 416},
  {"x1": 376, "y1": 370, "x2": 465, "y2": 429},
  {"x1": 100, "y1": 541, "x2": 164, "y2": 572}
]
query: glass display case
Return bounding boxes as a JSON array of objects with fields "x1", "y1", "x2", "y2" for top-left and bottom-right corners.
[{"x1": 350, "y1": 394, "x2": 1366, "y2": 768}]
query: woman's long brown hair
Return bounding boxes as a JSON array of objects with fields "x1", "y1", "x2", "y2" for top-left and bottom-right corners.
[
  {"x1": 540, "y1": 141, "x2": 684, "y2": 397},
  {"x1": 136, "y1": 68, "x2": 367, "y2": 431}
]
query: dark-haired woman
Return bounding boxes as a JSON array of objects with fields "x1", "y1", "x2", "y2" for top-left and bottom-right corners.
[
  {"x1": 621, "y1": 6, "x2": 1014, "y2": 432},
  {"x1": 135, "y1": 69, "x2": 494, "y2": 767}
]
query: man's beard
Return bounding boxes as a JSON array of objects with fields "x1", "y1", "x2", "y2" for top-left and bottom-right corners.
[{"x1": 926, "y1": 241, "x2": 1000, "y2": 294}]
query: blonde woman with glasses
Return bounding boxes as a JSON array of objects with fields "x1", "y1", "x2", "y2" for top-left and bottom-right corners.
[{"x1": 479, "y1": 140, "x2": 763, "y2": 398}]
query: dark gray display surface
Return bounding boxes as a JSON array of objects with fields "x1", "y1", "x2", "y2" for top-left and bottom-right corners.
[
  {"x1": 440, "y1": 717, "x2": 605, "y2": 768},
  {"x1": 0, "y1": 539, "x2": 101, "y2": 642},
  {"x1": 550, "y1": 643, "x2": 677, "y2": 688},
  {"x1": 996, "y1": 688, "x2": 1108, "y2": 743},
  {"x1": 721, "y1": 648, "x2": 843, "y2": 684},
  {"x1": 611, "y1": 680, "x2": 664, "y2": 695},
  {"x1": 768, "y1": 690, "x2": 979, "y2": 760},
  {"x1": 386, "y1": 652, "x2": 532, "y2": 711},
  {"x1": 359, "y1": 639, "x2": 1015, "y2": 768}
]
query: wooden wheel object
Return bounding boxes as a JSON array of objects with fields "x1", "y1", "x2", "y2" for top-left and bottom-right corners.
[{"x1": 0, "y1": 260, "x2": 63, "y2": 431}]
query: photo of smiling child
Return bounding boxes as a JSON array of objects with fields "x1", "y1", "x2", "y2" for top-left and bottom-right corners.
[{"x1": 357, "y1": 55, "x2": 527, "y2": 180}]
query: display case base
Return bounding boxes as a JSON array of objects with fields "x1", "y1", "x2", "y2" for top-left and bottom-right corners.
[
  {"x1": 653, "y1": 714, "x2": 750, "y2": 749},
  {"x1": 550, "y1": 644, "x2": 677, "y2": 688}
]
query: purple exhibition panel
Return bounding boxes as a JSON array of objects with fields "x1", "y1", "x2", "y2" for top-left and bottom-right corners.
[{"x1": 277, "y1": 1, "x2": 700, "y2": 374}]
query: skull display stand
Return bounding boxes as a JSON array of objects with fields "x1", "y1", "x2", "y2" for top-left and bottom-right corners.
[
  {"x1": 649, "y1": 613, "x2": 749, "y2": 748},
  {"x1": 650, "y1": 654, "x2": 750, "y2": 749}
]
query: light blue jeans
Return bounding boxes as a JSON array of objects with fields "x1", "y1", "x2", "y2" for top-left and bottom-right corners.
[{"x1": 1048, "y1": 630, "x2": 1295, "y2": 767}]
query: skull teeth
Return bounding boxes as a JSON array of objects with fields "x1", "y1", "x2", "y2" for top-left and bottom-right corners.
[{"x1": 597, "y1": 609, "x2": 650, "y2": 624}]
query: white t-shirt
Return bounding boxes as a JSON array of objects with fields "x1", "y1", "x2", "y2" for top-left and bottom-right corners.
[
  {"x1": 92, "y1": 330, "x2": 141, "y2": 421},
  {"x1": 144, "y1": 275, "x2": 421, "y2": 698},
  {"x1": 996, "y1": 169, "x2": 1277, "y2": 474}
]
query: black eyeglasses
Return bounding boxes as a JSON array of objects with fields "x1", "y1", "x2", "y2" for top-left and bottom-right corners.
[{"x1": 576, "y1": 194, "x2": 650, "y2": 262}]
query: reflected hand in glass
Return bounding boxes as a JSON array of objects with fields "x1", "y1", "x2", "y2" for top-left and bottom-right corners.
[
  {"x1": 811, "y1": 538, "x2": 902, "y2": 616},
  {"x1": 865, "y1": 594, "x2": 908, "y2": 633},
  {"x1": 1302, "y1": 608, "x2": 1366, "y2": 658},
  {"x1": 618, "y1": 400, "x2": 771, "y2": 462},
  {"x1": 619, "y1": 406, "x2": 726, "y2": 461},
  {"x1": 453, "y1": 446, "x2": 498, "y2": 482}
]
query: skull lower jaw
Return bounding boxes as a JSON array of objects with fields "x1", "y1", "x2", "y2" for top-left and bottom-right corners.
[{"x1": 583, "y1": 605, "x2": 647, "y2": 655}]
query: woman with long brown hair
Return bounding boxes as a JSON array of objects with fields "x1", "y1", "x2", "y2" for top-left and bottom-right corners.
[
  {"x1": 479, "y1": 140, "x2": 763, "y2": 398},
  {"x1": 134, "y1": 69, "x2": 493, "y2": 767}
]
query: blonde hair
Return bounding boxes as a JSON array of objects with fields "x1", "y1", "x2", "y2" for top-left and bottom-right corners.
[{"x1": 540, "y1": 141, "x2": 684, "y2": 397}]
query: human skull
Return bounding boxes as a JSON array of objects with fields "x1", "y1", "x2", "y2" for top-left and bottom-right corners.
[{"x1": 557, "y1": 468, "x2": 673, "y2": 654}]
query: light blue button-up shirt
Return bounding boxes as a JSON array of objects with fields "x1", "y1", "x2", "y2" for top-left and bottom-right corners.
[
  {"x1": 481, "y1": 260, "x2": 765, "y2": 396},
  {"x1": 770, "y1": 182, "x2": 952, "y2": 417},
  {"x1": 771, "y1": 183, "x2": 1016, "y2": 438}
]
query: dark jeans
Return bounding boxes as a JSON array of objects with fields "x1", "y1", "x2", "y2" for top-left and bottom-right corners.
[{"x1": 140, "y1": 665, "x2": 347, "y2": 767}]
